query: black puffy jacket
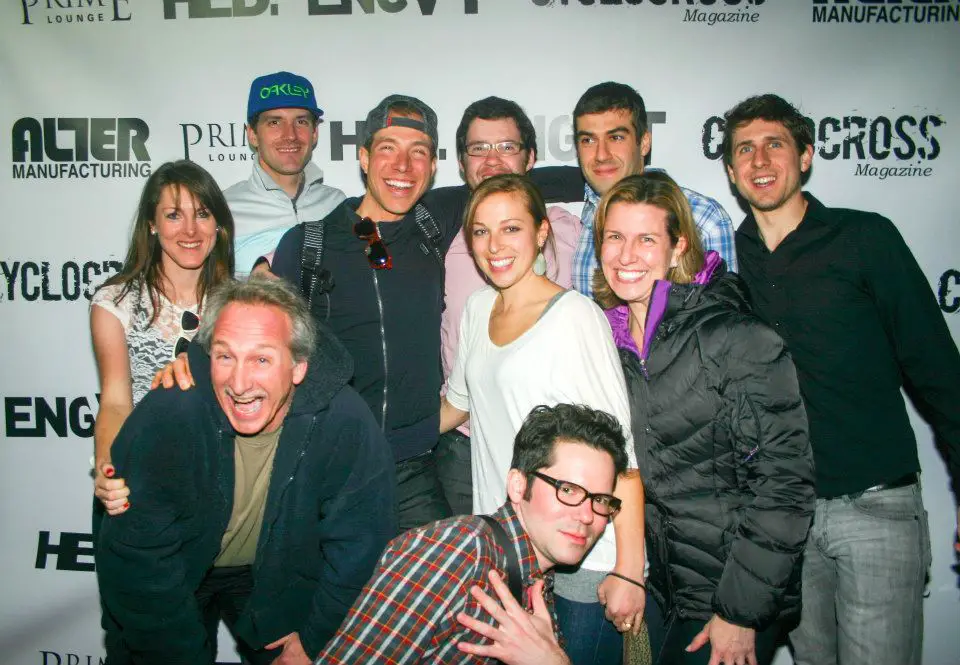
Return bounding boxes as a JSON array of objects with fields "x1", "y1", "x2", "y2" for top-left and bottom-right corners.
[{"x1": 605, "y1": 255, "x2": 815, "y2": 630}]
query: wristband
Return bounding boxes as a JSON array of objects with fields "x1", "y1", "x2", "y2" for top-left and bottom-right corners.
[{"x1": 606, "y1": 571, "x2": 646, "y2": 590}]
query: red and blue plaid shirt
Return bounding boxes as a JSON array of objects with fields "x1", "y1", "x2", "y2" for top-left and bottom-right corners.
[{"x1": 316, "y1": 503, "x2": 557, "y2": 664}]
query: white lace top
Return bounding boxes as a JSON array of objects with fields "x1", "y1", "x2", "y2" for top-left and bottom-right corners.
[{"x1": 91, "y1": 281, "x2": 201, "y2": 405}]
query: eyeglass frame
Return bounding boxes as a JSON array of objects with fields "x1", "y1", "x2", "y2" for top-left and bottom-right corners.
[
  {"x1": 464, "y1": 140, "x2": 525, "y2": 158},
  {"x1": 530, "y1": 471, "x2": 621, "y2": 517},
  {"x1": 353, "y1": 217, "x2": 393, "y2": 270},
  {"x1": 174, "y1": 309, "x2": 200, "y2": 357}
]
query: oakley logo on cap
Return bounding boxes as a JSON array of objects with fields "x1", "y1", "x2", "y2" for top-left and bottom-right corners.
[{"x1": 259, "y1": 83, "x2": 312, "y2": 100}]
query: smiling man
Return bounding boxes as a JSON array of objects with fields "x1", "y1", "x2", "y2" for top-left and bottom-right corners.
[
  {"x1": 226, "y1": 71, "x2": 345, "y2": 275},
  {"x1": 269, "y1": 94, "x2": 460, "y2": 534},
  {"x1": 317, "y1": 404, "x2": 629, "y2": 665},
  {"x1": 569, "y1": 81, "x2": 736, "y2": 298},
  {"x1": 96, "y1": 277, "x2": 395, "y2": 665},
  {"x1": 724, "y1": 93, "x2": 960, "y2": 665}
]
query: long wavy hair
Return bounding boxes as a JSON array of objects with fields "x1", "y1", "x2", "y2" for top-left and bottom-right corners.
[
  {"x1": 592, "y1": 172, "x2": 705, "y2": 309},
  {"x1": 101, "y1": 160, "x2": 235, "y2": 323}
]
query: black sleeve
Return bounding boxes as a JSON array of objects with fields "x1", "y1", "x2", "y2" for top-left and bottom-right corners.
[
  {"x1": 270, "y1": 223, "x2": 308, "y2": 291},
  {"x1": 422, "y1": 185, "x2": 469, "y2": 254},
  {"x1": 529, "y1": 165, "x2": 585, "y2": 203},
  {"x1": 96, "y1": 399, "x2": 211, "y2": 664},
  {"x1": 714, "y1": 316, "x2": 816, "y2": 629},
  {"x1": 862, "y1": 214, "x2": 960, "y2": 496}
]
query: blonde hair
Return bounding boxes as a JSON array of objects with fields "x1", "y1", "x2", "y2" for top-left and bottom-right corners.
[{"x1": 591, "y1": 172, "x2": 705, "y2": 309}]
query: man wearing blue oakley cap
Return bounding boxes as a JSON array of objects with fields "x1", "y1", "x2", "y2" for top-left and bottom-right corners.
[{"x1": 226, "y1": 71, "x2": 345, "y2": 275}]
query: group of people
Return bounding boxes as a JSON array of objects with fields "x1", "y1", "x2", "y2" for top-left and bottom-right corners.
[{"x1": 88, "y1": 70, "x2": 960, "y2": 665}]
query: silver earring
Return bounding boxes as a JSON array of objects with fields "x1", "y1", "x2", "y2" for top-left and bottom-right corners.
[{"x1": 533, "y1": 248, "x2": 547, "y2": 276}]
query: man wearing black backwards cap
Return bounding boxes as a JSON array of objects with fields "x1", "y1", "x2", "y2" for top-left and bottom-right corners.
[
  {"x1": 226, "y1": 71, "x2": 345, "y2": 276},
  {"x1": 269, "y1": 94, "x2": 456, "y2": 533}
]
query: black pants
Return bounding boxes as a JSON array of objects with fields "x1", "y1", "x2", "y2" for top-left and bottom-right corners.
[
  {"x1": 645, "y1": 593, "x2": 783, "y2": 665},
  {"x1": 395, "y1": 447, "x2": 453, "y2": 534},
  {"x1": 434, "y1": 429, "x2": 473, "y2": 516},
  {"x1": 195, "y1": 565, "x2": 280, "y2": 665}
]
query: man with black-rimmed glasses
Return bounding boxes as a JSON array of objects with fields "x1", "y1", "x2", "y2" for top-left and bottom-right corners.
[{"x1": 317, "y1": 403, "x2": 629, "y2": 665}]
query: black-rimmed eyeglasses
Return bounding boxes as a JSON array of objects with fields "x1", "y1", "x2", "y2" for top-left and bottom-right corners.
[
  {"x1": 354, "y1": 217, "x2": 392, "y2": 270},
  {"x1": 464, "y1": 141, "x2": 524, "y2": 158},
  {"x1": 531, "y1": 471, "x2": 621, "y2": 517},
  {"x1": 174, "y1": 310, "x2": 200, "y2": 357}
]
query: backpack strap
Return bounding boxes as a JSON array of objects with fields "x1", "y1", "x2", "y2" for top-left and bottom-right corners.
[
  {"x1": 479, "y1": 515, "x2": 524, "y2": 606},
  {"x1": 299, "y1": 220, "x2": 334, "y2": 318},
  {"x1": 413, "y1": 202, "x2": 444, "y2": 268}
]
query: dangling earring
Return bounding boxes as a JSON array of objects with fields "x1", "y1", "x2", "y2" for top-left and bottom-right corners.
[
  {"x1": 150, "y1": 228, "x2": 157, "y2": 236},
  {"x1": 533, "y1": 245, "x2": 547, "y2": 276}
]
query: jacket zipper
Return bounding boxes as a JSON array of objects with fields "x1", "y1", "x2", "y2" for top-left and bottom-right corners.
[{"x1": 371, "y1": 247, "x2": 388, "y2": 431}]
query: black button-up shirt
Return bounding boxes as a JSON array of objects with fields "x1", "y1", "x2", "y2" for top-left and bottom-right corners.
[{"x1": 736, "y1": 193, "x2": 960, "y2": 498}]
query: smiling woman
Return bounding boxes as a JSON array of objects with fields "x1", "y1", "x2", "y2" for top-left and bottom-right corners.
[
  {"x1": 440, "y1": 172, "x2": 647, "y2": 665},
  {"x1": 90, "y1": 160, "x2": 235, "y2": 517},
  {"x1": 594, "y1": 172, "x2": 815, "y2": 665}
]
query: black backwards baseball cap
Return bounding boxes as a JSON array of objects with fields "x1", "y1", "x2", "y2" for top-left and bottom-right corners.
[
  {"x1": 247, "y1": 71, "x2": 323, "y2": 124},
  {"x1": 361, "y1": 94, "x2": 438, "y2": 153}
]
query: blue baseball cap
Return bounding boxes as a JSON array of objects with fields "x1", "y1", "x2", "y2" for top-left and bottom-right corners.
[{"x1": 247, "y1": 71, "x2": 323, "y2": 124}]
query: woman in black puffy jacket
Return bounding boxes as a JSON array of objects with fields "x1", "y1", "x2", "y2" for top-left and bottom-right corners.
[{"x1": 592, "y1": 171, "x2": 815, "y2": 665}]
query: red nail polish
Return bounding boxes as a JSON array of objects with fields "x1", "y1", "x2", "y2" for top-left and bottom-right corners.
[
  {"x1": 123, "y1": 502, "x2": 130, "y2": 509},
  {"x1": 105, "y1": 467, "x2": 115, "y2": 478}
]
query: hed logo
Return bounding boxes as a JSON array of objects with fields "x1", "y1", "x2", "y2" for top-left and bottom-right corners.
[
  {"x1": 35, "y1": 531, "x2": 95, "y2": 572},
  {"x1": 163, "y1": 0, "x2": 279, "y2": 18}
]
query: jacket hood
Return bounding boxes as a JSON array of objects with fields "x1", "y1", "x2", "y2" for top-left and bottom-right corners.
[
  {"x1": 189, "y1": 319, "x2": 355, "y2": 432},
  {"x1": 605, "y1": 251, "x2": 750, "y2": 360}
]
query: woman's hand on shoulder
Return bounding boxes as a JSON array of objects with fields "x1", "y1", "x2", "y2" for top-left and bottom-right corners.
[{"x1": 150, "y1": 352, "x2": 195, "y2": 391}]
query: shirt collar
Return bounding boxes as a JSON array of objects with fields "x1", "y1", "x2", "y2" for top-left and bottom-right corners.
[
  {"x1": 254, "y1": 160, "x2": 324, "y2": 196},
  {"x1": 494, "y1": 502, "x2": 547, "y2": 588}
]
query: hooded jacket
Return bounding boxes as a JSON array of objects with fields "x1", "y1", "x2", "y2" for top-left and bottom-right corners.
[
  {"x1": 97, "y1": 323, "x2": 396, "y2": 664},
  {"x1": 606, "y1": 253, "x2": 814, "y2": 629}
]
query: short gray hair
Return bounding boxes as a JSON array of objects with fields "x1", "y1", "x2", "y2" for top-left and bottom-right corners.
[{"x1": 197, "y1": 276, "x2": 316, "y2": 363}]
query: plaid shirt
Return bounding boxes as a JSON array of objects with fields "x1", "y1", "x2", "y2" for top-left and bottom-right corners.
[
  {"x1": 316, "y1": 503, "x2": 556, "y2": 664},
  {"x1": 571, "y1": 172, "x2": 738, "y2": 297}
]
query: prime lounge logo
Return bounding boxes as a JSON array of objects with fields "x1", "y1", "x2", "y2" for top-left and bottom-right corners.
[
  {"x1": 162, "y1": 0, "x2": 279, "y2": 19},
  {"x1": 11, "y1": 117, "x2": 152, "y2": 180},
  {"x1": 180, "y1": 120, "x2": 252, "y2": 164},
  {"x1": 0, "y1": 259, "x2": 122, "y2": 303},
  {"x1": 19, "y1": 0, "x2": 131, "y2": 26},
  {"x1": 306, "y1": 0, "x2": 479, "y2": 16},
  {"x1": 701, "y1": 111, "x2": 943, "y2": 181},
  {"x1": 812, "y1": 0, "x2": 959, "y2": 24},
  {"x1": 530, "y1": 0, "x2": 767, "y2": 25}
]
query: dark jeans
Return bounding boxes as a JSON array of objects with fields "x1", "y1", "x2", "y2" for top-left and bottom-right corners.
[
  {"x1": 645, "y1": 593, "x2": 781, "y2": 665},
  {"x1": 396, "y1": 447, "x2": 453, "y2": 534},
  {"x1": 195, "y1": 565, "x2": 280, "y2": 665},
  {"x1": 554, "y1": 595, "x2": 624, "y2": 665},
  {"x1": 434, "y1": 429, "x2": 473, "y2": 516}
]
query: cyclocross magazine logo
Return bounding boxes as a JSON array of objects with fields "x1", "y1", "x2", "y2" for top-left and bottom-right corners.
[
  {"x1": 530, "y1": 0, "x2": 768, "y2": 26},
  {"x1": 19, "y1": 0, "x2": 131, "y2": 26},
  {"x1": 701, "y1": 110, "x2": 944, "y2": 181},
  {"x1": 812, "y1": 0, "x2": 960, "y2": 24}
]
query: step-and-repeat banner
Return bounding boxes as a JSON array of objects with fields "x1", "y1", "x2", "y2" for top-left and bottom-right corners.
[{"x1": 2, "y1": 2, "x2": 958, "y2": 664}]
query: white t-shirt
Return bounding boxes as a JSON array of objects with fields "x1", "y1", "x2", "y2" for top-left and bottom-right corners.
[{"x1": 445, "y1": 286, "x2": 637, "y2": 573}]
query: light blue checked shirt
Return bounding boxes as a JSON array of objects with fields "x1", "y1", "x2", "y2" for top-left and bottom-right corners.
[{"x1": 571, "y1": 171, "x2": 737, "y2": 297}]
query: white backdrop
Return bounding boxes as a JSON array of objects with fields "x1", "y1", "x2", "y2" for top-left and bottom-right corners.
[{"x1": 1, "y1": 1, "x2": 958, "y2": 664}]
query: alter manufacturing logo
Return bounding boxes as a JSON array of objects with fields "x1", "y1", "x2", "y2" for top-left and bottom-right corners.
[
  {"x1": 812, "y1": 0, "x2": 960, "y2": 24},
  {"x1": 19, "y1": 0, "x2": 132, "y2": 26},
  {"x1": 531, "y1": 0, "x2": 768, "y2": 25}
]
